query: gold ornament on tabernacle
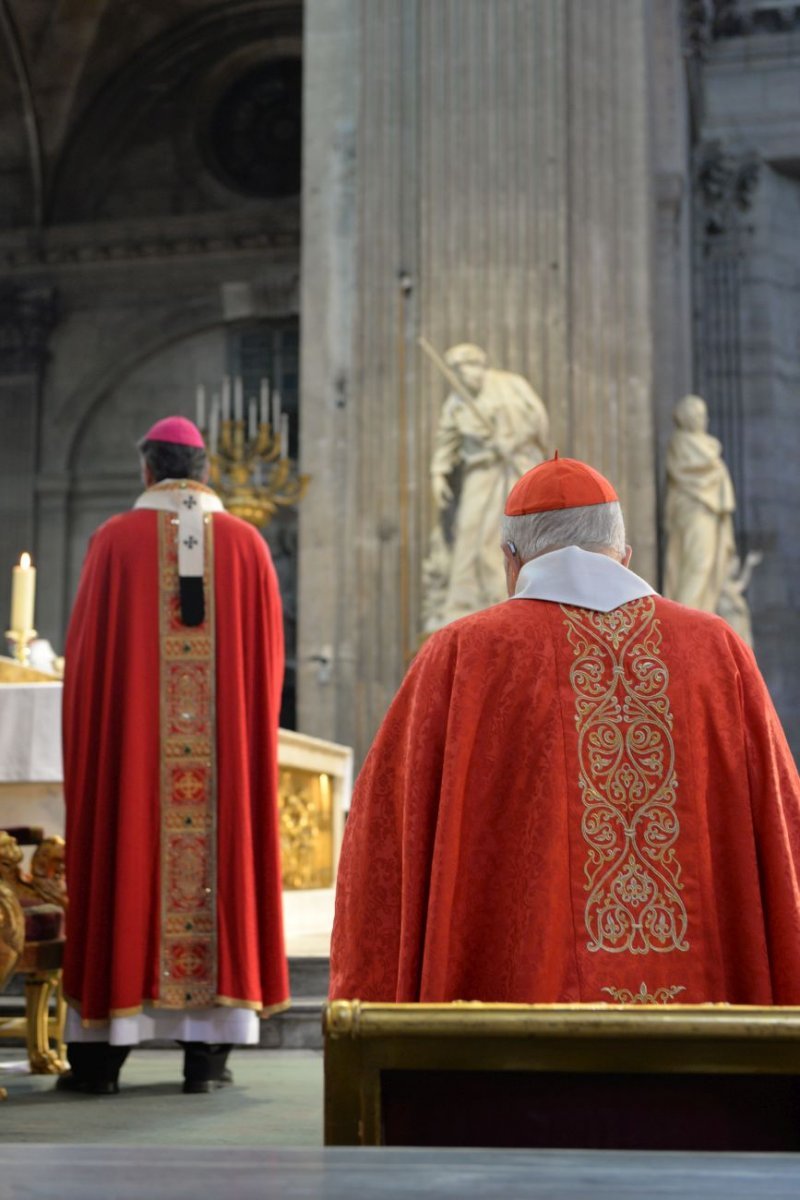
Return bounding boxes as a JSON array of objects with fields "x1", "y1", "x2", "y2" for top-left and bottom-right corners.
[
  {"x1": 562, "y1": 597, "x2": 689, "y2": 956},
  {"x1": 279, "y1": 769, "x2": 334, "y2": 890},
  {"x1": 157, "y1": 512, "x2": 217, "y2": 1008}
]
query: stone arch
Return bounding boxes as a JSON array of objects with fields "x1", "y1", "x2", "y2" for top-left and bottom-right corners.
[
  {"x1": 48, "y1": 0, "x2": 301, "y2": 222},
  {"x1": 44, "y1": 303, "x2": 227, "y2": 474}
]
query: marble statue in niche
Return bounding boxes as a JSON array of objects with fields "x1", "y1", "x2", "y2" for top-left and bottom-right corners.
[
  {"x1": 664, "y1": 393, "x2": 759, "y2": 644},
  {"x1": 422, "y1": 342, "x2": 549, "y2": 630}
]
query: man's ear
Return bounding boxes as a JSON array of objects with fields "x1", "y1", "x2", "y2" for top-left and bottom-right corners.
[
  {"x1": 141, "y1": 460, "x2": 156, "y2": 489},
  {"x1": 502, "y1": 541, "x2": 522, "y2": 596},
  {"x1": 622, "y1": 544, "x2": 633, "y2": 568}
]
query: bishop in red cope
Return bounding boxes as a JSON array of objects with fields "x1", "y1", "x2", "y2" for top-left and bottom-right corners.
[
  {"x1": 330, "y1": 455, "x2": 800, "y2": 1006},
  {"x1": 61, "y1": 416, "x2": 288, "y2": 1093}
]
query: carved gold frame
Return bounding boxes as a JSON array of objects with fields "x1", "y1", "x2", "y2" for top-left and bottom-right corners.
[
  {"x1": 324, "y1": 1001, "x2": 800, "y2": 1146},
  {"x1": 0, "y1": 941, "x2": 66, "y2": 1080}
]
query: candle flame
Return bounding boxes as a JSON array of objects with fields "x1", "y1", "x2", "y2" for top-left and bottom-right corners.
[{"x1": 19, "y1": 552, "x2": 31, "y2": 569}]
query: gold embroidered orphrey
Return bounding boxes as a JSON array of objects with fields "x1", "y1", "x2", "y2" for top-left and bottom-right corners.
[
  {"x1": 158, "y1": 509, "x2": 217, "y2": 1007},
  {"x1": 602, "y1": 983, "x2": 686, "y2": 1004},
  {"x1": 561, "y1": 597, "x2": 689, "y2": 956}
]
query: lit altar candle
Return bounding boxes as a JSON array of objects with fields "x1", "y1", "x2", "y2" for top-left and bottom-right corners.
[
  {"x1": 272, "y1": 389, "x2": 281, "y2": 435},
  {"x1": 195, "y1": 384, "x2": 206, "y2": 431},
  {"x1": 260, "y1": 378, "x2": 269, "y2": 427},
  {"x1": 234, "y1": 376, "x2": 244, "y2": 423},
  {"x1": 280, "y1": 413, "x2": 289, "y2": 460},
  {"x1": 222, "y1": 376, "x2": 231, "y2": 421},
  {"x1": 248, "y1": 398, "x2": 257, "y2": 441},
  {"x1": 11, "y1": 552, "x2": 36, "y2": 633}
]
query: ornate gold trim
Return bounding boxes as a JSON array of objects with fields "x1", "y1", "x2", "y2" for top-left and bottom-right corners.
[
  {"x1": 561, "y1": 599, "x2": 688, "y2": 955},
  {"x1": 602, "y1": 983, "x2": 686, "y2": 1004},
  {"x1": 324, "y1": 1000, "x2": 800, "y2": 1041},
  {"x1": 158, "y1": 512, "x2": 218, "y2": 1008},
  {"x1": 148, "y1": 480, "x2": 219, "y2": 498},
  {"x1": 212, "y1": 995, "x2": 287, "y2": 1014},
  {"x1": 258, "y1": 999, "x2": 293, "y2": 1020}
]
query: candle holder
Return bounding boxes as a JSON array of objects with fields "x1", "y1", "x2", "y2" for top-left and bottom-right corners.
[
  {"x1": 5, "y1": 628, "x2": 37, "y2": 667},
  {"x1": 205, "y1": 418, "x2": 309, "y2": 529}
]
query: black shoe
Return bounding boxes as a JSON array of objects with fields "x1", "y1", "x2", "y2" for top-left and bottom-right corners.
[
  {"x1": 55, "y1": 1071, "x2": 119, "y2": 1096},
  {"x1": 182, "y1": 1068, "x2": 233, "y2": 1095}
]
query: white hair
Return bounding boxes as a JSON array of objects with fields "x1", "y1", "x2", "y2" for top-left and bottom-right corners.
[{"x1": 501, "y1": 501, "x2": 626, "y2": 562}]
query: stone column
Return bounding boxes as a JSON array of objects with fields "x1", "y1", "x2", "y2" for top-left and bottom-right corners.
[
  {"x1": 692, "y1": 139, "x2": 760, "y2": 542},
  {"x1": 563, "y1": 0, "x2": 657, "y2": 573},
  {"x1": 300, "y1": 0, "x2": 661, "y2": 761},
  {"x1": 297, "y1": 0, "x2": 361, "y2": 746},
  {"x1": 651, "y1": 0, "x2": 694, "y2": 572}
]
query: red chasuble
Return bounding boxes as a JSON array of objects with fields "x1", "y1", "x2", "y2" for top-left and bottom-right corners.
[
  {"x1": 330, "y1": 596, "x2": 800, "y2": 1005},
  {"x1": 63, "y1": 492, "x2": 289, "y2": 1022}
]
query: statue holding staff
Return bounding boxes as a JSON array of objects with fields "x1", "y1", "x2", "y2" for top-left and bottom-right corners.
[{"x1": 421, "y1": 340, "x2": 549, "y2": 628}]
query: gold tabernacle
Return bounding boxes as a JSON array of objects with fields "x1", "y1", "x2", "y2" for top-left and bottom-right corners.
[{"x1": 278, "y1": 769, "x2": 333, "y2": 890}]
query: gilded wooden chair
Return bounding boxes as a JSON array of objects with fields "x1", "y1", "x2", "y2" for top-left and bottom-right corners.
[
  {"x1": 0, "y1": 867, "x2": 24, "y2": 1099},
  {"x1": 0, "y1": 828, "x2": 67, "y2": 1076}
]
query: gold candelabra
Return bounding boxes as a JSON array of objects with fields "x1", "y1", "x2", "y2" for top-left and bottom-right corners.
[{"x1": 205, "y1": 417, "x2": 309, "y2": 529}]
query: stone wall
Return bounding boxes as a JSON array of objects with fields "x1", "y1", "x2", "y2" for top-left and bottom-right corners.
[
  {"x1": 299, "y1": 0, "x2": 662, "y2": 760},
  {"x1": 0, "y1": 1, "x2": 303, "y2": 694}
]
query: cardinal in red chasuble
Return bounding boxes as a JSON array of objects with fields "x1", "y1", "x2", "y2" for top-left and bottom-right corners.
[{"x1": 330, "y1": 455, "x2": 800, "y2": 1006}]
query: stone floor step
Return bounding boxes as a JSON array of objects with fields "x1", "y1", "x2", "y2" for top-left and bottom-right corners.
[
  {"x1": 261, "y1": 999, "x2": 325, "y2": 1050},
  {"x1": 289, "y1": 956, "x2": 330, "y2": 999}
]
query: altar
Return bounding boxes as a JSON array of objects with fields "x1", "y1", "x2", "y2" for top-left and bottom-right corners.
[{"x1": 0, "y1": 670, "x2": 351, "y2": 955}]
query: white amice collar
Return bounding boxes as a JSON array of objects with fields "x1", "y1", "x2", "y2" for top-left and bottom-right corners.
[
  {"x1": 134, "y1": 481, "x2": 224, "y2": 582},
  {"x1": 510, "y1": 545, "x2": 656, "y2": 613}
]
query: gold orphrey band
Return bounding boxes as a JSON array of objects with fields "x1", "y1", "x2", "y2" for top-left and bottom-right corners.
[{"x1": 157, "y1": 509, "x2": 218, "y2": 1007}]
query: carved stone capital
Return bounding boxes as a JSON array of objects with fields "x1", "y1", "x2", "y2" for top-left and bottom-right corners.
[
  {"x1": 682, "y1": 0, "x2": 714, "y2": 60},
  {"x1": 694, "y1": 141, "x2": 760, "y2": 239},
  {"x1": 0, "y1": 286, "x2": 58, "y2": 375},
  {"x1": 712, "y1": 1, "x2": 800, "y2": 37}
]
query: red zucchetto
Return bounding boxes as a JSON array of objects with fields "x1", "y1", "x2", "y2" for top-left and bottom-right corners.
[
  {"x1": 142, "y1": 416, "x2": 205, "y2": 449},
  {"x1": 504, "y1": 452, "x2": 618, "y2": 516}
]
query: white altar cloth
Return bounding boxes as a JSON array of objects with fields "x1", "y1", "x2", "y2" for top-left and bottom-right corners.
[{"x1": 0, "y1": 683, "x2": 63, "y2": 782}]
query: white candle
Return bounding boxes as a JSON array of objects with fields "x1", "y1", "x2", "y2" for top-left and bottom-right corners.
[
  {"x1": 280, "y1": 413, "x2": 289, "y2": 460},
  {"x1": 248, "y1": 399, "x2": 257, "y2": 441},
  {"x1": 234, "y1": 376, "x2": 244, "y2": 423},
  {"x1": 195, "y1": 384, "x2": 206, "y2": 431},
  {"x1": 260, "y1": 378, "x2": 269, "y2": 427},
  {"x1": 11, "y1": 552, "x2": 36, "y2": 633},
  {"x1": 222, "y1": 376, "x2": 231, "y2": 421},
  {"x1": 209, "y1": 400, "x2": 220, "y2": 454},
  {"x1": 272, "y1": 389, "x2": 281, "y2": 435}
]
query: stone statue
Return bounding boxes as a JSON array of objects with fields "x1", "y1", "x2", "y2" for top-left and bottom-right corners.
[
  {"x1": 663, "y1": 393, "x2": 744, "y2": 618},
  {"x1": 424, "y1": 342, "x2": 549, "y2": 628},
  {"x1": 716, "y1": 551, "x2": 763, "y2": 648}
]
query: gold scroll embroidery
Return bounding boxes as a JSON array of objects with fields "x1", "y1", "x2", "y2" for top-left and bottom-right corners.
[
  {"x1": 562, "y1": 598, "x2": 689, "y2": 955},
  {"x1": 158, "y1": 510, "x2": 217, "y2": 1007},
  {"x1": 601, "y1": 982, "x2": 686, "y2": 1004}
]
